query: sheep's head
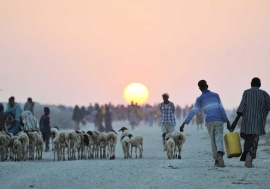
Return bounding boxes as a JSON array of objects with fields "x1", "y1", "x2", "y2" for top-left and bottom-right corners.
[
  {"x1": 127, "y1": 134, "x2": 133, "y2": 139},
  {"x1": 87, "y1": 131, "x2": 93, "y2": 137},
  {"x1": 53, "y1": 126, "x2": 59, "y2": 130},
  {"x1": 162, "y1": 133, "x2": 167, "y2": 139},
  {"x1": 118, "y1": 127, "x2": 128, "y2": 132}
]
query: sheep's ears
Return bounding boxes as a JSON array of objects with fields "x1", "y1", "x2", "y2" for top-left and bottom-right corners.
[
  {"x1": 87, "y1": 131, "x2": 93, "y2": 136},
  {"x1": 111, "y1": 130, "x2": 117, "y2": 135}
]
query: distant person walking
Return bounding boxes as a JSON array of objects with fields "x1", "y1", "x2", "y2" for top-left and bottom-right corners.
[
  {"x1": 40, "y1": 107, "x2": 51, "y2": 152},
  {"x1": 5, "y1": 96, "x2": 23, "y2": 135},
  {"x1": 159, "y1": 93, "x2": 176, "y2": 134},
  {"x1": 24, "y1": 97, "x2": 34, "y2": 115},
  {"x1": 196, "y1": 110, "x2": 204, "y2": 130},
  {"x1": 72, "y1": 105, "x2": 83, "y2": 130},
  {"x1": 230, "y1": 77, "x2": 270, "y2": 168},
  {"x1": 180, "y1": 80, "x2": 230, "y2": 167},
  {"x1": 0, "y1": 103, "x2": 6, "y2": 132},
  {"x1": 104, "y1": 105, "x2": 113, "y2": 132},
  {"x1": 127, "y1": 101, "x2": 138, "y2": 129}
]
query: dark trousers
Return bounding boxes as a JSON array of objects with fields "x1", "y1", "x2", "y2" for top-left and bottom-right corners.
[{"x1": 240, "y1": 132, "x2": 259, "y2": 160}]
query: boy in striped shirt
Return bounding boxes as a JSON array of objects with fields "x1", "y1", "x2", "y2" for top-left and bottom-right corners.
[{"x1": 230, "y1": 77, "x2": 270, "y2": 168}]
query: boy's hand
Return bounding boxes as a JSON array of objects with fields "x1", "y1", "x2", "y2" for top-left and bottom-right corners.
[
  {"x1": 226, "y1": 122, "x2": 231, "y2": 131},
  {"x1": 230, "y1": 122, "x2": 237, "y2": 132},
  {"x1": 180, "y1": 123, "x2": 185, "y2": 132}
]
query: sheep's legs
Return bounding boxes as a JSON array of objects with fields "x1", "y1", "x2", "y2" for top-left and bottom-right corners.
[{"x1": 103, "y1": 147, "x2": 106, "y2": 159}]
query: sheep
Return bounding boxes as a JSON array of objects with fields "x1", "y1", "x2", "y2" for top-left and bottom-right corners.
[
  {"x1": 0, "y1": 131, "x2": 14, "y2": 160},
  {"x1": 162, "y1": 133, "x2": 172, "y2": 151},
  {"x1": 75, "y1": 130, "x2": 92, "y2": 160},
  {"x1": 87, "y1": 130, "x2": 100, "y2": 158},
  {"x1": 97, "y1": 133, "x2": 107, "y2": 159},
  {"x1": 121, "y1": 135, "x2": 131, "y2": 159},
  {"x1": 34, "y1": 131, "x2": 43, "y2": 160},
  {"x1": 166, "y1": 138, "x2": 175, "y2": 159},
  {"x1": 67, "y1": 131, "x2": 81, "y2": 160},
  {"x1": 52, "y1": 135, "x2": 60, "y2": 161},
  {"x1": 106, "y1": 130, "x2": 118, "y2": 160},
  {"x1": 82, "y1": 133, "x2": 93, "y2": 159},
  {"x1": 171, "y1": 131, "x2": 186, "y2": 159},
  {"x1": 51, "y1": 126, "x2": 59, "y2": 151},
  {"x1": 129, "y1": 134, "x2": 143, "y2": 159},
  {"x1": 17, "y1": 133, "x2": 29, "y2": 161},
  {"x1": 0, "y1": 133, "x2": 9, "y2": 161},
  {"x1": 118, "y1": 127, "x2": 130, "y2": 142},
  {"x1": 25, "y1": 131, "x2": 37, "y2": 160},
  {"x1": 12, "y1": 138, "x2": 22, "y2": 162},
  {"x1": 57, "y1": 132, "x2": 68, "y2": 161}
]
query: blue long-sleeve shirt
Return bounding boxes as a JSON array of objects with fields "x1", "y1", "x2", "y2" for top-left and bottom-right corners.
[{"x1": 184, "y1": 90, "x2": 229, "y2": 125}]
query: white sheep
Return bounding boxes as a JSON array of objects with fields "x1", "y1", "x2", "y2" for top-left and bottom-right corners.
[
  {"x1": 0, "y1": 131, "x2": 14, "y2": 160},
  {"x1": 87, "y1": 130, "x2": 100, "y2": 158},
  {"x1": 106, "y1": 130, "x2": 118, "y2": 160},
  {"x1": 52, "y1": 135, "x2": 60, "y2": 161},
  {"x1": 34, "y1": 131, "x2": 43, "y2": 160},
  {"x1": 171, "y1": 131, "x2": 186, "y2": 159},
  {"x1": 25, "y1": 131, "x2": 37, "y2": 160},
  {"x1": 97, "y1": 133, "x2": 107, "y2": 159},
  {"x1": 129, "y1": 134, "x2": 143, "y2": 159},
  {"x1": 67, "y1": 131, "x2": 81, "y2": 160},
  {"x1": 51, "y1": 126, "x2": 59, "y2": 151},
  {"x1": 17, "y1": 133, "x2": 29, "y2": 161},
  {"x1": 0, "y1": 133, "x2": 9, "y2": 161},
  {"x1": 166, "y1": 137, "x2": 175, "y2": 159},
  {"x1": 118, "y1": 127, "x2": 130, "y2": 142},
  {"x1": 162, "y1": 132, "x2": 172, "y2": 151},
  {"x1": 121, "y1": 135, "x2": 131, "y2": 159},
  {"x1": 12, "y1": 138, "x2": 22, "y2": 162}
]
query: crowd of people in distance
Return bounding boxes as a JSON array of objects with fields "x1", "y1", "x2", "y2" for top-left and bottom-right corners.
[{"x1": 71, "y1": 101, "x2": 204, "y2": 132}]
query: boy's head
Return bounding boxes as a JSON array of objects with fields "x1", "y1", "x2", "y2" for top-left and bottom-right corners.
[
  {"x1": 162, "y1": 93, "x2": 169, "y2": 101},
  {"x1": 251, "y1": 77, "x2": 261, "y2": 88},
  {"x1": 8, "y1": 96, "x2": 15, "y2": 106},
  {"x1": 44, "y1": 107, "x2": 50, "y2": 115},
  {"x1": 198, "y1": 80, "x2": 208, "y2": 91}
]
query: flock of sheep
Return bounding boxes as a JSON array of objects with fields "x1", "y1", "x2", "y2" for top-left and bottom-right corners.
[
  {"x1": 51, "y1": 126, "x2": 144, "y2": 161},
  {"x1": 0, "y1": 125, "x2": 186, "y2": 162},
  {"x1": 0, "y1": 130, "x2": 43, "y2": 162}
]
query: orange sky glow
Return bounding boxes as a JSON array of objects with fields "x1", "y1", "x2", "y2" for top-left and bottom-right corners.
[{"x1": 1, "y1": 1, "x2": 270, "y2": 109}]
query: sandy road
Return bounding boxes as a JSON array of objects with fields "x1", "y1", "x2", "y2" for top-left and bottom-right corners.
[{"x1": 1, "y1": 121, "x2": 270, "y2": 189}]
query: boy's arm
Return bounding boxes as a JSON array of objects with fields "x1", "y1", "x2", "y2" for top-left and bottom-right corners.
[{"x1": 180, "y1": 99, "x2": 200, "y2": 132}]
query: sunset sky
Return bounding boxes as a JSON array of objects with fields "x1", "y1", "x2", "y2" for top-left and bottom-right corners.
[{"x1": 1, "y1": 1, "x2": 270, "y2": 109}]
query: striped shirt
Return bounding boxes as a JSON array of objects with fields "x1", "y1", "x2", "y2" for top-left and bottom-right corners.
[
  {"x1": 184, "y1": 90, "x2": 229, "y2": 124},
  {"x1": 159, "y1": 102, "x2": 176, "y2": 126},
  {"x1": 237, "y1": 87, "x2": 270, "y2": 135}
]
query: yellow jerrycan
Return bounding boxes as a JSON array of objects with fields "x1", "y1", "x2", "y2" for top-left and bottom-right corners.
[{"x1": 224, "y1": 132, "x2": 242, "y2": 158}]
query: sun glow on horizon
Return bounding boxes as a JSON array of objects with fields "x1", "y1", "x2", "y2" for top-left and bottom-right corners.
[{"x1": 123, "y1": 83, "x2": 149, "y2": 105}]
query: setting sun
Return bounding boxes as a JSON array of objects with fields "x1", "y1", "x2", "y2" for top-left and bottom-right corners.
[{"x1": 123, "y1": 83, "x2": 149, "y2": 105}]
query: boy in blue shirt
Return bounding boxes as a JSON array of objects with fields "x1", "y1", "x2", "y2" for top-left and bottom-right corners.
[{"x1": 180, "y1": 80, "x2": 231, "y2": 167}]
